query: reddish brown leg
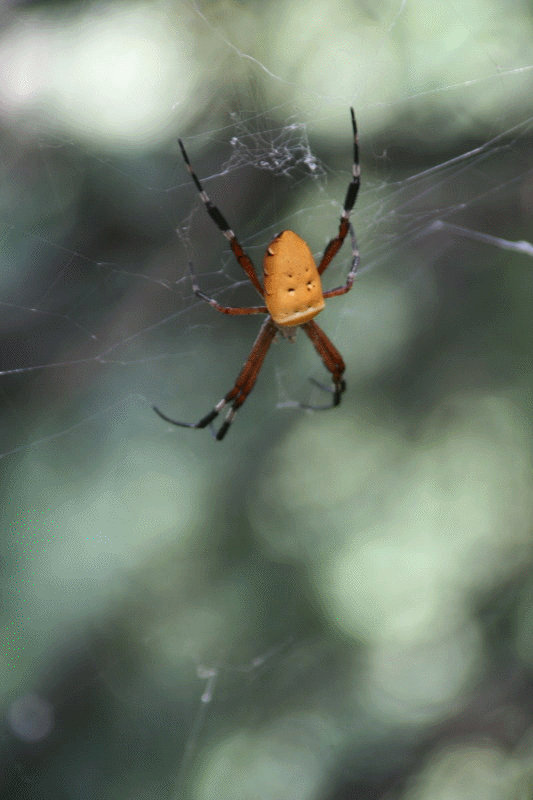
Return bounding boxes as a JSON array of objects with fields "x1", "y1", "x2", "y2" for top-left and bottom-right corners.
[
  {"x1": 188, "y1": 262, "x2": 267, "y2": 315},
  {"x1": 321, "y1": 222, "x2": 359, "y2": 298},
  {"x1": 154, "y1": 318, "x2": 277, "y2": 440},
  {"x1": 317, "y1": 217, "x2": 351, "y2": 276},
  {"x1": 229, "y1": 239, "x2": 264, "y2": 297},
  {"x1": 302, "y1": 320, "x2": 346, "y2": 407}
]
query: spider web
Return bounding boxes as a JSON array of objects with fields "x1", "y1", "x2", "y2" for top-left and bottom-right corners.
[{"x1": 2, "y1": 1, "x2": 533, "y2": 799}]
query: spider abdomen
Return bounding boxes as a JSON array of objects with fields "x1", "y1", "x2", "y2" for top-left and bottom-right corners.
[{"x1": 263, "y1": 230, "x2": 325, "y2": 327}]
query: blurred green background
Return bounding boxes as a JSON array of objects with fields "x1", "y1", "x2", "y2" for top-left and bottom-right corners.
[{"x1": 1, "y1": 0, "x2": 533, "y2": 798}]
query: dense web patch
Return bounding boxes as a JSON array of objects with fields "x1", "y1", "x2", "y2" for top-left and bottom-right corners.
[{"x1": 225, "y1": 112, "x2": 326, "y2": 178}]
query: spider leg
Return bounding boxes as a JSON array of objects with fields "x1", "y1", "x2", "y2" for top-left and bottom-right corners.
[
  {"x1": 187, "y1": 261, "x2": 267, "y2": 316},
  {"x1": 178, "y1": 138, "x2": 264, "y2": 298},
  {"x1": 153, "y1": 318, "x2": 277, "y2": 440},
  {"x1": 300, "y1": 320, "x2": 346, "y2": 409},
  {"x1": 321, "y1": 221, "x2": 360, "y2": 299},
  {"x1": 317, "y1": 107, "x2": 360, "y2": 276}
]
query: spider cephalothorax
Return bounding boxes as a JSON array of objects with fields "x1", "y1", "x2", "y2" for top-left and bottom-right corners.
[{"x1": 154, "y1": 109, "x2": 361, "y2": 440}]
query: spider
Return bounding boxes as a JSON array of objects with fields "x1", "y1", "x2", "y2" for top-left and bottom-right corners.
[{"x1": 154, "y1": 108, "x2": 361, "y2": 440}]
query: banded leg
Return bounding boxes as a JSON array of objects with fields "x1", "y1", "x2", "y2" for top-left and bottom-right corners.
[
  {"x1": 322, "y1": 221, "x2": 359, "y2": 299},
  {"x1": 301, "y1": 320, "x2": 346, "y2": 408},
  {"x1": 178, "y1": 138, "x2": 264, "y2": 297},
  {"x1": 317, "y1": 107, "x2": 360, "y2": 276},
  {"x1": 187, "y1": 261, "x2": 267, "y2": 316},
  {"x1": 153, "y1": 318, "x2": 277, "y2": 440}
]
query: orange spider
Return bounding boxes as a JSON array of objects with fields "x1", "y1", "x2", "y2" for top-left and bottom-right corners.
[{"x1": 154, "y1": 108, "x2": 360, "y2": 440}]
